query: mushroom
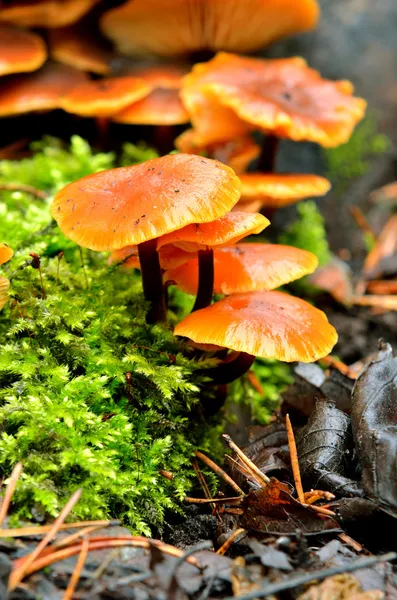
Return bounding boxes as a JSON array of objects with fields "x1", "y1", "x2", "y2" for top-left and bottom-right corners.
[
  {"x1": 109, "y1": 244, "x2": 191, "y2": 270},
  {"x1": 0, "y1": 25, "x2": 47, "y2": 77},
  {"x1": 157, "y1": 211, "x2": 269, "y2": 310},
  {"x1": 0, "y1": 61, "x2": 88, "y2": 117},
  {"x1": 235, "y1": 173, "x2": 331, "y2": 212},
  {"x1": 164, "y1": 243, "x2": 318, "y2": 295},
  {"x1": 50, "y1": 154, "x2": 241, "y2": 323},
  {"x1": 0, "y1": 0, "x2": 98, "y2": 28},
  {"x1": 100, "y1": 0, "x2": 319, "y2": 57},
  {"x1": 113, "y1": 88, "x2": 189, "y2": 126},
  {"x1": 182, "y1": 52, "x2": 366, "y2": 148},
  {"x1": 0, "y1": 243, "x2": 13, "y2": 312},
  {"x1": 0, "y1": 243, "x2": 14, "y2": 265},
  {"x1": 174, "y1": 291, "x2": 337, "y2": 383},
  {"x1": 48, "y1": 24, "x2": 112, "y2": 75}
]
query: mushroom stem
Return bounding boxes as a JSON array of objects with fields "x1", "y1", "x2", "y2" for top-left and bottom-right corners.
[
  {"x1": 192, "y1": 248, "x2": 214, "y2": 312},
  {"x1": 138, "y1": 238, "x2": 167, "y2": 323},
  {"x1": 257, "y1": 134, "x2": 279, "y2": 172},
  {"x1": 202, "y1": 351, "x2": 255, "y2": 385}
]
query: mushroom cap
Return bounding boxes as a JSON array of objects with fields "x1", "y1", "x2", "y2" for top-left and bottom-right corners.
[
  {"x1": 113, "y1": 88, "x2": 189, "y2": 125},
  {"x1": 49, "y1": 25, "x2": 112, "y2": 75},
  {"x1": 109, "y1": 244, "x2": 191, "y2": 270},
  {"x1": 0, "y1": 276, "x2": 10, "y2": 311},
  {"x1": 157, "y1": 211, "x2": 269, "y2": 252},
  {"x1": 0, "y1": 243, "x2": 14, "y2": 265},
  {"x1": 165, "y1": 243, "x2": 318, "y2": 295},
  {"x1": 175, "y1": 130, "x2": 260, "y2": 174},
  {"x1": 0, "y1": 26, "x2": 47, "y2": 76},
  {"x1": 0, "y1": 0, "x2": 98, "y2": 28},
  {"x1": 51, "y1": 154, "x2": 242, "y2": 252},
  {"x1": 100, "y1": 0, "x2": 319, "y2": 57},
  {"x1": 127, "y1": 64, "x2": 188, "y2": 88},
  {"x1": 238, "y1": 173, "x2": 331, "y2": 208},
  {"x1": 61, "y1": 76, "x2": 152, "y2": 117},
  {"x1": 182, "y1": 53, "x2": 367, "y2": 147},
  {"x1": 0, "y1": 61, "x2": 88, "y2": 117},
  {"x1": 175, "y1": 290, "x2": 337, "y2": 362}
]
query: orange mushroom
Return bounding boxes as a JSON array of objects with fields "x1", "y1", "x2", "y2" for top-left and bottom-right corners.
[
  {"x1": 48, "y1": 25, "x2": 112, "y2": 76},
  {"x1": 235, "y1": 173, "x2": 331, "y2": 211},
  {"x1": 175, "y1": 130, "x2": 260, "y2": 174},
  {"x1": 182, "y1": 53, "x2": 366, "y2": 147},
  {"x1": 109, "y1": 244, "x2": 191, "y2": 270},
  {"x1": 0, "y1": 25, "x2": 47, "y2": 77},
  {"x1": 100, "y1": 0, "x2": 319, "y2": 57},
  {"x1": 60, "y1": 76, "x2": 152, "y2": 117},
  {"x1": 0, "y1": 243, "x2": 13, "y2": 312},
  {"x1": 114, "y1": 88, "x2": 189, "y2": 126},
  {"x1": 164, "y1": 243, "x2": 318, "y2": 295},
  {"x1": 0, "y1": 0, "x2": 98, "y2": 28},
  {"x1": 0, "y1": 61, "x2": 88, "y2": 117},
  {"x1": 51, "y1": 154, "x2": 241, "y2": 322},
  {"x1": 0, "y1": 243, "x2": 14, "y2": 265},
  {"x1": 175, "y1": 291, "x2": 337, "y2": 382}
]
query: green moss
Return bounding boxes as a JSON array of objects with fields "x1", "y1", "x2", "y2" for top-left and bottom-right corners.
[{"x1": 0, "y1": 136, "x2": 287, "y2": 532}]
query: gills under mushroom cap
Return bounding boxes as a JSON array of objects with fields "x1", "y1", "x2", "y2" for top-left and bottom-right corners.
[
  {"x1": 0, "y1": 0, "x2": 98, "y2": 28},
  {"x1": 51, "y1": 154, "x2": 242, "y2": 251},
  {"x1": 175, "y1": 291, "x2": 337, "y2": 362}
]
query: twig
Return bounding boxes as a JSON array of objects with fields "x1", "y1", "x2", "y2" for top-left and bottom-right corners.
[
  {"x1": 195, "y1": 451, "x2": 244, "y2": 496},
  {"x1": 79, "y1": 247, "x2": 89, "y2": 289},
  {"x1": 0, "y1": 183, "x2": 48, "y2": 200},
  {"x1": 285, "y1": 415, "x2": 305, "y2": 503},
  {"x1": 184, "y1": 496, "x2": 242, "y2": 505},
  {"x1": 338, "y1": 532, "x2": 363, "y2": 553},
  {"x1": 222, "y1": 435, "x2": 270, "y2": 487},
  {"x1": 217, "y1": 528, "x2": 246, "y2": 555},
  {"x1": 63, "y1": 535, "x2": 89, "y2": 600},
  {"x1": 53, "y1": 524, "x2": 108, "y2": 549},
  {"x1": 192, "y1": 460, "x2": 218, "y2": 516},
  {"x1": 222, "y1": 552, "x2": 397, "y2": 600},
  {"x1": 0, "y1": 462, "x2": 23, "y2": 527},
  {"x1": 349, "y1": 206, "x2": 377, "y2": 241},
  {"x1": 350, "y1": 295, "x2": 397, "y2": 310},
  {"x1": 9, "y1": 489, "x2": 82, "y2": 591},
  {"x1": 318, "y1": 355, "x2": 357, "y2": 379},
  {"x1": 0, "y1": 519, "x2": 119, "y2": 538}
]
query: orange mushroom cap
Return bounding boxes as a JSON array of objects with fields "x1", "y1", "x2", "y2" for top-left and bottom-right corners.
[
  {"x1": 61, "y1": 76, "x2": 152, "y2": 117},
  {"x1": 182, "y1": 53, "x2": 367, "y2": 147},
  {"x1": 0, "y1": 276, "x2": 10, "y2": 311},
  {"x1": 175, "y1": 291, "x2": 337, "y2": 362},
  {"x1": 0, "y1": 243, "x2": 14, "y2": 265},
  {"x1": 126, "y1": 64, "x2": 188, "y2": 89},
  {"x1": 0, "y1": 61, "x2": 88, "y2": 117},
  {"x1": 113, "y1": 88, "x2": 189, "y2": 125},
  {"x1": 100, "y1": 0, "x2": 319, "y2": 57},
  {"x1": 0, "y1": 0, "x2": 98, "y2": 28},
  {"x1": 48, "y1": 25, "x2": 112, "y2": 76},
  {"x1": 236, "y1": 173, "x2": 331, "y2": 210},
  {"x1": 0, "y1": 26, "x2": 47, "y2": 77},
  {"x1": 175, "y1": 130, "x2": 260, "y2": 175},
  {"x1": 51, "y1": 154, "x2": 242, "y2": 252},
  {"x1": 157, "y1": 212, "x2": 269, "y2": 252},
  {"x1": 109, "y1": 244, "x2": 191, "y2": 270},
  {"x1": 165, "y1": 243, "x2": 318, "y2": 295}
]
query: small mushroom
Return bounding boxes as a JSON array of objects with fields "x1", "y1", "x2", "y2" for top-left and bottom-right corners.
[
  {"x1": 182, "y1": 53, "x2": 366, "y2": 147},
  {"x1": 0, "y1": 0, "x2": 98, "y2": 28},
  {"x1": 0, "y1": 61, "x2": 88, "y2": 117},
  {"x1": 164, "y1": 243, "x2": 318, "y2": 295},
  {"x1": 51, "y1": 154, "x2": 241, "y2": 323},
  {"x1": 0, "y1": 243, "x2": 14, "y2": 265},
  {"x1": 175, "y1": 291, "x2": 337, "y2": 383},
  {"x1": 48, "y1": 24, "x2": 112, "y2": 75},
  {"x1": 100, "y1": 0, "x2": 319, "y2": 57},
  {"x1": 109, "y1": 244, "x2": 191, "y2": 270},
  {"x1": 0, "y1": 243, "x2": 13, "y2": 312},
  {"x1": 0, "y1": 25, "x2": 47, "y2": 77},
  {"x1": 113, "y1": 87, "x2": 189, "y2": 126}
]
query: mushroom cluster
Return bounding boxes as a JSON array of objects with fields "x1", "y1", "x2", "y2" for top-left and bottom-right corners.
[{"x1": 51, "y1": 154, "x2": 337, "y2": 384}]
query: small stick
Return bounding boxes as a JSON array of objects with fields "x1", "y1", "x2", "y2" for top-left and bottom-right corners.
[
  {"x1": 318, "y1": 355, "x2": 357, "y2": 379},
  {"x1": 0, "y1": 183, "x2": 48, "y2": 200},
  {"x1": 192, "y1": 460, "x2": 218, "y2": 515},
  {"x1": 63, "y1": 535, "x2": 89, "y2": 600},
  {"x1": 53, "y1": 523, "x2": 107, "y2": 549},
  {"x1": 303, "y1": 504, "x2": 336, "y2": 517},
  {"x1": 217, "y1": 528, "x2": 246, "y2": 555},
  {"x1": 247, "y1": 371, "x2": 264, "y2": 395},
  {"x1": 56, "y1": 251, "x2": 64, "y2": 287},
  {"x1": 184, "y1": 496, "x2": 243, "y2": 505},
  {"x1": 304, "y1": 490, "x2": 335, "y2": 505},
  {"x1": 79, "y1": 247, "x2": 89, "y2": 289},
  {"x1": 285, "y1": 414, "x2": 305, "y2": 503},
  {"x1": 349, "y1": 206, "x2": 377, "y2": 241},
  {"x1": 0, "y1": 463, "x2": 23, "y2": 527},
  {"x1": 195, "y1": 450, "x2": 244, "y2": 496},
  {"x1": 9, "y1": 489, "x2": 82, "y2": 591},
  {"x1": 350, "y1": 295, "x2": 397, "y2": 310},
  {"x1": 366, "y1": 280, "x2": 397, "y2": 295},
  {"x1": 159, "y1": 470, "x2": 174, "y2": 481},
  {"x1": 222, "y1": 435, "x2": 270, "y2": 487},
  {"x1": 338, "y1": 532, "x2": 363, "y2": 553},
  {"x1": 0, "y1": 519, "x2": 119, "y2": 538}
]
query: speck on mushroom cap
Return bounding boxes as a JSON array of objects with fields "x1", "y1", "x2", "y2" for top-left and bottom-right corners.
[
  {"x1": 0, "y1": 26, "x2": 47, "y2": 76},
  {"x1": 0, "y1": 276, "x2": 10, "y2": 311},
  {"x1": 0, "y1": 0, "x2": 98, "y2": 28},
  {"x1": 0, "y1": 243, "x2": 13, "y2": 265},
  {"x1": 157, "y1": 211, "x2": 269, "y2": 252},
  {"x1": 175, "y1": 290, "x2": 337, "y2": 362},
  {"x1": 61, "y1": 76, "x2": 152, "y2": 117},
  {"x1": 51, "y1": 153, "x2": 242, "y2": 252},
  {"x1": 182, "y1": 53, "x2": 367, "y2": 147},
  {"x1": 113, "y1": 88, "x2": 189, "y2": 125},
  {"x1": 165, "y1": 243, "x2": 318, "y2": 295},
  {"x1": 100, "y1": 0, "x2": 319, "y2": 57},
  {"x1": 49, "y1": 25, "x2": 112, "y2": 76},
  {"x1": 0, "y1": 61, "x2": 88, "y2": 117}
]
